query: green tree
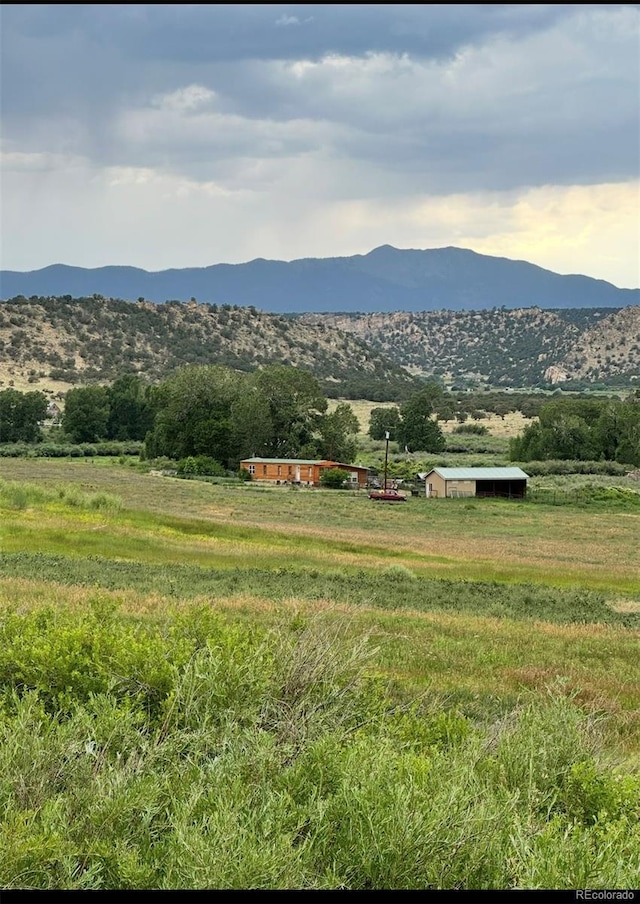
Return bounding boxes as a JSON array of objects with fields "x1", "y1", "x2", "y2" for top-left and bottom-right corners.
[
  {"x1": 368, "y1": 406, "x2": 401, "y2": 441},
  {"x1": 62, "y1": 386, "x2": 110, "y2": 442},
  {"x1": 317, "y1": 402, "x2": 360, "y2": 462},
  {"x1": 435, "y1": 400, "x2": 456, "y2": 423},
  {"x1": 509, "y1": 395, "x2": 640, "y2": 464},
  {"x1": 613, "y1": 393, "x2": 640, "y2": 466},
  {"x1": 254, "y1": 365, "x2": 327, "y2": 458},
  {"x1": 0, "y1": 389, "x2": 48, "y2": 443},
  {"x1": 417, "y1": 381, "x2": 445, "y2": 411},
  {"x1": 106, "y1": 374, "x2": 154, "y2": 441},
  {"x1": 319, "y1": 467, "x2": 351, "y2": 489},
  {"x1": 228, "y1": 384, "x2": 275, "y2": 464},
  {"x1": 144, "y1": 365, "x2": 242, "y2": 464},
  {"x1": 397, "y1": 388, "x2": 446, "y2": 453}
]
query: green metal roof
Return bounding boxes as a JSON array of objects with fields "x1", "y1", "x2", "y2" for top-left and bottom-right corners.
[
  {"x1": 242, "y1": 458, "x2": 368, "y2": 469},
  {"x1": 428, "y1": 467, "x2": 529, "y2": 480},
  {"x1": 242, "y1": 458, "x2": 320, "y2": 465}
]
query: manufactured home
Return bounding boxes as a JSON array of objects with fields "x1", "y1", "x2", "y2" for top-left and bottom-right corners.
[
  {"x1": 240, "y1": 458, "x2": 369, "y2": 488},
  {"x1": 423, "y1": 467, "x2": 529, "y2": 499}
]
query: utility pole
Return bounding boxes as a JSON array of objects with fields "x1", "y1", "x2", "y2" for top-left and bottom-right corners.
[{"x1": 383, "y1": 430, "x2": 389, "y2": 491}]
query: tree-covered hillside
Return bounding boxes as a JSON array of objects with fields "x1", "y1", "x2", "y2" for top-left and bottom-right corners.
[
  {"x1": 301, "y1": 306, "x2": 640, "y2": 389},
  {"x1": 0, "y1": 295, "x2": 419, "y2": 401},
  {"x1": 1, "y1": 296, "x2": 638, "y2": 399}
]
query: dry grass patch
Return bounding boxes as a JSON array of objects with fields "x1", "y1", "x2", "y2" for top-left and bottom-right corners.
[
  {"x1": 445, "y1": 410, "x2": 534, "y2": 438},
  {"x1": 608, "y1": 598, "x2": 640, "y2": 613},
  {"x1": 1, "y1": 460, "x2": 639, "y2": 594},
  {"x1": 327, "y1": 399, "x2": 534, "y2": 438}
]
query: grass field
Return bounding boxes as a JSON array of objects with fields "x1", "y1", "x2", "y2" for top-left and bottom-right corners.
[
  {"x1": 1, "y1": 457, "x2": 639, "y2": 888},
  {"x1": 2, "y1": 459, "x2": 639, "y2": 596},
  {"x1": 1, "y1": 458, "x2": 639, "y2": 701}
]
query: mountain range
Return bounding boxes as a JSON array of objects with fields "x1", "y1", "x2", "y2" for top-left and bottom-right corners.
[{"x1": 2, "y1": 245, "x2": 637, "y2": 313}]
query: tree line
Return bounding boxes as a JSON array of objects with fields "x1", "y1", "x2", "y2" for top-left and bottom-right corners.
[
  {"x1": 0, "y1": 366, "x2": 361, "y2": 470},
  {"x1": 508, "y1": 394, "x2": 640, "y2": 467},
  {"x1": 0, "y1": 389, "x2": 48, "y2": 444},
  {"x1": 2, "y1": 370, "x2": 638, "y2": 468}
]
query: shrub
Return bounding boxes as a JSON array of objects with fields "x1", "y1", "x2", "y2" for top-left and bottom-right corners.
[
  {"x1": 176, "y1": 455, "x2": 226, "y2": 477},
  {"x1": 319, "y1": 468, "x2": 352, "y2": 489},
  {"x1": 517, "y1": 460, "x2": 629, "y2": 477},
  {"x1": 452, "y1": 423, "x2": 489, "y2": 435}
]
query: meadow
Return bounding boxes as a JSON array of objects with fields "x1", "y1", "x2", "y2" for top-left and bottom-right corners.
[
  {"x1": 0, "y1": 457, "x2": 639, "y2": 889},
  {"x1": 328, "y1": 398, "x2": 535, "y2": 440}
]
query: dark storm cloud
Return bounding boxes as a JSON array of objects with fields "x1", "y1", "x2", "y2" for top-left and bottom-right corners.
[
  {"x1": 1, "y1": 4, "x2": 638, "y2": 196},
  {"x1": 2, "y1": 4, "x2": 585, "y2": 66},
  {"x1": 0, "y1": 4, "x2": 613, "y2": 116}
]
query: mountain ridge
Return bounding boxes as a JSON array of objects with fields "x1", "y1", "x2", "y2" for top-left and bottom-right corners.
[{"x1": 2, "y1": 246, "x2": 637, "y2": 313}]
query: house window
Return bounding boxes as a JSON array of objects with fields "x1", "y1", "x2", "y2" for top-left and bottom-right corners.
[
  {"x1": 277, "y1": 465, "x2": 282, "y2": 476},
  {"x1": 263, "y1": 465, "x2": 267, "y2": 475},
  {"x1": 308, "y1": 467, "x2": 313, "y2": 478},
  {"x1": 248, "y1": 465, "x2": 255, "y2": 475},
  {"x1": 288, "y1": 466, "x2": 292, "y2": 475}
]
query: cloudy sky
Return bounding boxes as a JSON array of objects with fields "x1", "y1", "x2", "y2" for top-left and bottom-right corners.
[{"x1": 1, "y1": 3, "x2": 639, "y2": 286}]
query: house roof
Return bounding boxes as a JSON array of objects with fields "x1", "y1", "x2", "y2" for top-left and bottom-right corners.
[
  {"x1": 242, "y1": 458, "x2": 320, "y2": 465},
  {"x1": 241, "y1": 458, "x2": 368, "y2": 470},
  {"x1": 319, "y1": 460, "x2": 368, "y2": 471},
  {"x1": 427, "y1": 467, "x2": 529, "y2": 480}
]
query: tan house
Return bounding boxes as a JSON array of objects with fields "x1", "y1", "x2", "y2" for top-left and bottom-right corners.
[
  {"x1": 240, "y1": 457, "x2": 369, "y2": 488},
  {"x1": 424, "y1": 467, "x2": 529, "y2": 499}
]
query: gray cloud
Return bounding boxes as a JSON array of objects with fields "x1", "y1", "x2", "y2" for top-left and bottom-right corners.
[
  {"x1": 2, "y1": 5, "x2": 589, "y2": 66},
  {"x1": 2, "y1": 4, "x2": 637, "y2": 192}
]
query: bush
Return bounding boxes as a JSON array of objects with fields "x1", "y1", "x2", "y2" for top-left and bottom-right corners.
[
  {"x1": 176, "y1": 455, "x2": 226, "y2": 477},
  {"x1": 452, "y1": 423, "x2": 489, "y2": 435},
  {"x1": 0, "y1": 605, "x2": 639, "y2": 888},
  {"x1": 0, "y1": 441, "x2": 144, "y2": 459},
  {"x1": 319, "y1": 468, "x2": 352, "y2": 489}
]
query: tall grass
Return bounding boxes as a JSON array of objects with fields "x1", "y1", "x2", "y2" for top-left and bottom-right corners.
[
  {"x1": 0, "y1": 605, "x2": 638, "y2": 889},
  {"x1": 0, "y1": 478, "x2": 122, "y2": 513}
]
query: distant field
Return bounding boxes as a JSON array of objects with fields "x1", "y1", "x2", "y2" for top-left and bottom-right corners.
[
  {"x1": 1, "y1": 458, "x2": 638, "y2": 596},
  {"x1": 0, "y1": 460, "x2": 638, "y2": 746},
  {"x1": 328, "y1": 399, "x2": 534, "y2": 438}
]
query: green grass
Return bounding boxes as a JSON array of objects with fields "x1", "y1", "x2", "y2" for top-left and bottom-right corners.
[
  {"x1": 0, "y1": 460, "x2": 639, "y2": 888},
  {"x1": 0, "y1": 605, "x2": 638, "y2": 889},
  {"x1": 1, "y1": 552, "x2": 637, "y2": 627}
]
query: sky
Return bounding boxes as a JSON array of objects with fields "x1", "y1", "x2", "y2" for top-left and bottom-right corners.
[{"x1": 1, "y1": 3, "x2": 639, "y2": 287}]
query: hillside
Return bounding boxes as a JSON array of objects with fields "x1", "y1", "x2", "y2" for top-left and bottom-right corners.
[
  {"x1": 0, "y1": 295, "x2": 418, "y2": 400},
  {"x1": 2, "y1": 245, "x2": 637, "y2": 314},
  {"x1": 0, "y1": 296, "x2": 637, "y2": 400},
  {"x1": 300, "y1": 306, "x2": 640, "y2": 389}
]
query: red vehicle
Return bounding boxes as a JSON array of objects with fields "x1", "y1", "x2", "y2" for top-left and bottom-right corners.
[{"x1": 368, "y1": 488, "x2": 406, "y2": 502}]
